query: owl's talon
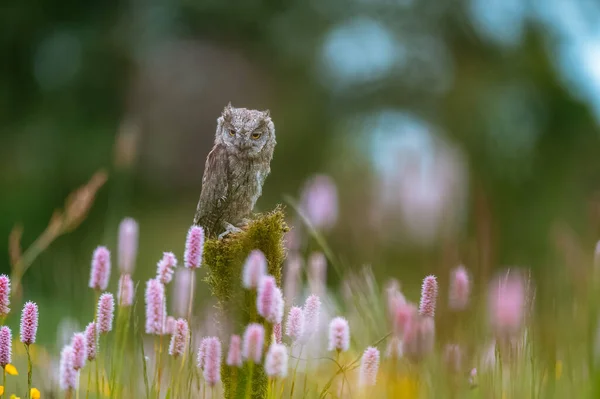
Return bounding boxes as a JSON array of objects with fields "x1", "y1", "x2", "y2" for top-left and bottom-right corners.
[{"x1": 218, "y1": 222, "x2": 243, "y2": 240}]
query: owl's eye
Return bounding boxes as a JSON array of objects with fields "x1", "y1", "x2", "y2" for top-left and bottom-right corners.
[
  {"x1": 228, "y1": 129, "x2": 236, "y2": 136},
  {"x1": 251, "y1": 132, "x2": 262, "y2": 140}
]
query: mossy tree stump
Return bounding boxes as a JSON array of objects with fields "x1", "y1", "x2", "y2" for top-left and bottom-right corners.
[{"x1": 202, "y1": 206, "x2": 288, "y2": 399}]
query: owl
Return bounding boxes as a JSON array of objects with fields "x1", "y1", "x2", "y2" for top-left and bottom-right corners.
[{"x1": 193, "y1": 103, "x2": 276, "y2": 238}]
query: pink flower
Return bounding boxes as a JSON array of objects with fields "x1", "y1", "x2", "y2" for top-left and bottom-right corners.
[
  {"x1": 393, "y1": 303, "x2": 417, "y2": 336},
  {"x1": 145, "y1": 278, "x2": 166, "y2": 335},
  {"x1": 403, "y1": 316, "x2": 435, "y2": 361},
  {"x1": 0, "y1": 275, "x2": 10, "y2": 317},
  {"x1": 226, "y1": 335, "x2": 242, "y2": 367},
  {"x1": 59, "y1": 345, "x2": 77, "y2": 391},
  {"x1": 84, "y1": 322, "x2": 98, "y2": 361},
  {"x1": 302, "y1": 295, "x2": 321, "y2": 342},
  {"x1": 184, "y1": 225, "x2": 204, "y2": 269},
  {"x1": 71, "y1": 333, "x2": 88, "y2": 370},
  {"x1": 327, "y1": 317, "x2": 350, "y2": 352},
  {"x1": 172, "y1": 268, "x2": 193, "y2": 318},
  {"x1": 359, "y1": 347, "x2": 380, "y2": 387},
  {"x1": 283, "y1": 253, "x2": 302, "y2": 302},
  {"x1": 444, "y1": 344, "x2": 462, "y2": 373},
  {"x1": 385, "y1": 336, "x2": 403, "y2": 359},
  {"x1": 257, "y1": 276, "x2": 284, "y2": 324},
  {"x1": 20, "y1": 301, "x2": 38, "y2": 345},
  {"x1": 0, "y1": 326, "x2": 12, "y2": 366},
  {"x1": 242, "y1": 250, "x2": 267, "y2": 289},
  {"x1": 489, "y1": 272, "x2": 526, "y2": 338},
  {"x1": 285, "y1": 306, "x2": 305, "y2": 342},
  {"x1": 419, "y1": 275, "x2": 438, "y2": 318},
  {"x1": 265, "y1": 343, "x2": 288, "y2": 378},
  {"x1": 169, "y1": 318, "x2": 189, "y2": 357},
  {"x1": 242, "y1": 323, "x2": 265, "y2": 363},
  {"x1": 449, "y1": 266, "x2": 470, "y2": 311},
  {"x1": 197, "y1": 337, "x2": 208, "y2": 369},
  {"x1": 157, "y1": 252, "x2": 177, "y2": 284},
  {"x1": 273, "y1": 323, "x2": 282, "y2": 344},
  {"x1": 118, "y1": 218, "x2": 138, "y2": 274},
  {"x1": 97, "y1": 293, "x2": 115, "y2": 334},
  {"x1": 308, "y1": 252, "x2": 327, "y2": 295},
  {"x1": 89, "y1": 246, "x2": 111, "y2": 291},
  {"x1": 118, "y1": 274, "x2": 134, "y2": 307},
  {"x1": 203, "y1": 337, "x2": 222, "y2": 386},
  {"x1": 300, "y1": 174, "x2": 339, "y2": 230},
  {"x1": 385, "y1": 279, "x2": 406, "y2": 321},
  {"x1": 165, "y1": 316, "x2": 177, "y2": 335}
]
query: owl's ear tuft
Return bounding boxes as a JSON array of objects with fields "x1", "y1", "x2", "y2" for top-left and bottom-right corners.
[
  {"x1": 222, "y1": 102, "x2": 233, "y2": 121},
  {"x1": 263, "y1": 109, "x2": 270, "y2": 118}
]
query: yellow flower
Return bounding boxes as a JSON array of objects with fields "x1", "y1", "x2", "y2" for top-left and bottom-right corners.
[
  {"x1": 10, "y1": 394, "x2": 20, "y2": 399},
  {"x1": 4, "y1": 364, "x2": 18, "y2": 375},
  {"x1": 30, "y1": 388, "x2": 41, "y2": 399},
  {"x1": 0, "y1": 386, "x2": 4, "y2": 395}
]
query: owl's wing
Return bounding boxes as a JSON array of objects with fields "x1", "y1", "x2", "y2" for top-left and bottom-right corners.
[{"x1": 194, "y1": 145, "x2": 229, "y2": 235}]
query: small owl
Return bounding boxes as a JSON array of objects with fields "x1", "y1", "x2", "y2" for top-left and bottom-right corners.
[{"x1": 193, "y1": 103, "x2": 276, "y2": 238}]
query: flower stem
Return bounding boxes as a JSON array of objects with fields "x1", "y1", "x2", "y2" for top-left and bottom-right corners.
[
  {"x1": 289, "y1": 345, "x2": 304, "y2": 398},
  {"x1": 25, "y1": 344, "x2": 32, "y2": 399}
]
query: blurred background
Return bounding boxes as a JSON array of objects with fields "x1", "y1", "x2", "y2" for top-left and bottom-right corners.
[{"x1": 2, "y1": 0, "x2": 600, "y2": 348}]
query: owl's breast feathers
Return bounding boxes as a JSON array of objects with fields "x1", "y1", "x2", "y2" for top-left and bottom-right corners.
[{"x1": 194, "y1": 144, "x2": 272, "y2": 237}]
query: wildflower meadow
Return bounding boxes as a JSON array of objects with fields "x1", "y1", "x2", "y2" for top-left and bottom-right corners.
[{"x1": 0, "y1": 172, "x2": 599, "y2": 399}]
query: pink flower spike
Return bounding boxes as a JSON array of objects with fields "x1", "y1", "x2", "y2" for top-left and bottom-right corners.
[
  {"x1": 449, "y1": 266, "x2": 470, "y2": 311},
  {"x1": 403, "y1": 316, "x2": 435, "y2": 361},
  {"x1": 84, "y1": 322, "x2": 98, "y2": 361},
  {"x1": 89, "y1": 246, "x2": 111, "y2": 291},
  {"x1": 197, "y1": 338, "x2": 208, "y2": 369},
  {"x1": 302, "y1": 294, "x2": 321, "y2": 342},
  {"x1": 118, "y1": 274, "x2": 134, "y2": 307},
  {"x1": 300, "y1": 174, "x2": 339, "y2": 230},
  {"x1": 157, "y1": 252, "x2": 178, "y2": 284},
  {"x1": 419, "y1": 275, "x2": 438, "y2": 318},
  {"x1": 118, "y1": 217, "x2": 139, "y2": 274},
  {"x1": 273, "y1": 323, "x2": 283, "y2": 345},
  {"x1": 444, "y1": 344, "x2": 463, "y2": 373},
  {"x1": 359, "y1": 346, "x2": 380, "y2": 387},
  {"x1": 265, "y1": 343, "x2": 288, "y2": 378},
  {"x1": 203, "y1": 337, "x2": 222, "y2": 386},
  {"x1": 0, "y1": 326, "x2": 12, "y2": 366},
  {"x1": 168, "y1": 318, "x2": 189, "y2": 357},
  {"x1": 97, "y1": 293, "x2": 115, "y2": 334},
  {"x1": 145, "y1": 278, "x2": 166, "y2": 335},
  {"x1": 283, "y1": 253, "x2": 302, "y2": 302},
  {"x1": 285, "y1": 306, "x2": 305, "y2": 342},
  {"x1": 489, "y1": 272, "x2": 526, "y2": 338},
  {"x1": 59, "y1": 345, "x2": 77, "y2": 391},
  {"x1": 243, "y1": 250, "x2": 267, "y2": 289},
  {"x1": 242, "y1": 323, "x2": 265, "y2": 363},
  {"x1": 385, "y1": 279, "x2": 406, "y2": 321},
  {"x1": 20, "y1": 301, "x2": 38, "y2": 345},
  {"x1": 393, "y1": 303, "x2": 417, "y2": 336},
  {"x1": 226, "y1": 335, "x2": 242, "y2": 367},
  {"x1": 184, "y1": 225, "x2": 204, "y2": 269},
  {"x1": 0, "y1": 275, "x2": 10, "y2": 317},
  {"x1": 165, "y1": 316, "x2": 177, "y2": 335},
  {"x1": 71, "y1": 333, "x2": 88, "y2": 370},
  {"x1": 308, "y1": 252, "x2": 327, "y2": 295},
  {"x1": 327, "y1": 317, "x2": 350, "y2": 352},
  {"x1": 257, "y1": 276, "x2": 279, "y2": 323}
]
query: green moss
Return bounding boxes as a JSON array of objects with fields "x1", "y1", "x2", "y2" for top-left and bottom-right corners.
[{"x1": 202, "y1": 206, "x2": 288, "y2": 399}]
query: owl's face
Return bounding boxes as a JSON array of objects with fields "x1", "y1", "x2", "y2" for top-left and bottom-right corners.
[{"x1": 215, "y1": 103, "x2": 275, "y2": 158}]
